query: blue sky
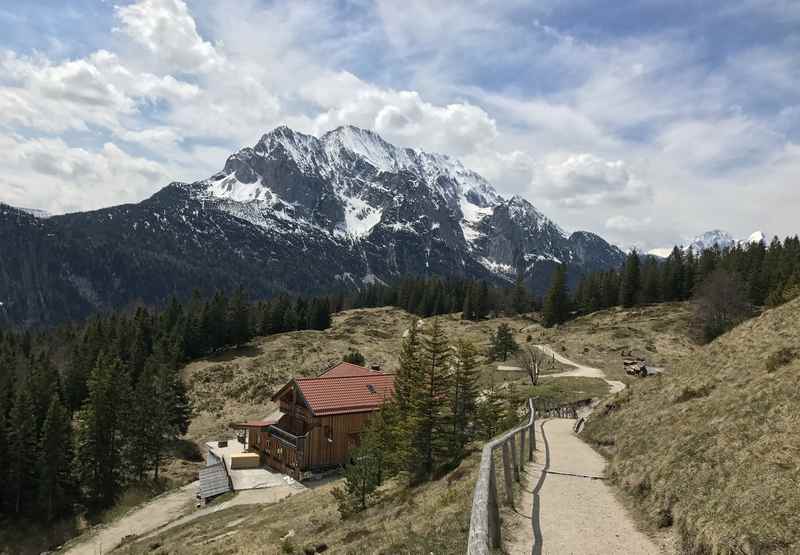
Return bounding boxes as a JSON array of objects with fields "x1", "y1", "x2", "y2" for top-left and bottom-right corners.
[{"x1": 1, "y1": 0, "x2": 798, "y2": 251}]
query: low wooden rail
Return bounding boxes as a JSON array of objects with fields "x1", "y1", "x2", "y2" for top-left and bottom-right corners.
[{"x1": 467, "y1": 398, "x2": 536, "y2": 555}]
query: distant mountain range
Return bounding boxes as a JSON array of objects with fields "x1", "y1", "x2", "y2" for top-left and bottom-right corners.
[
  {"x1": 648, "y1": 229, "x2": 768, "y2": 258},
  {"x1": 0, "y1": 125, "x2": 625, "y2": 327}
]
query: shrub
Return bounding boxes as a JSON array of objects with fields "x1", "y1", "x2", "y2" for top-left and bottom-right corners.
[
  {"x1": 343, "y1": 350, "x2": 366, "y2": 366},
  {"x1": 766, "y1": 348, "x2": 796, "y2": 373}
]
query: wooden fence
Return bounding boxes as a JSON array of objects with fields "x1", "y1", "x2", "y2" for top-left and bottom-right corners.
[
  {"x1": 467, "y1": 398, "x2": 536, "y2": 555},
  {"x1": 467, "y1": 397, "x2": 587, "y2": 554}
]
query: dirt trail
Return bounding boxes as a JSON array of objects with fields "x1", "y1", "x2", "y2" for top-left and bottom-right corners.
[
  {"x1": 62, "y1": 483, "x2": 301, "y2": 555},
  {"x1": 534, "y1": 344, "x2": 626, "y2": 394},
  {"x1": 505, "y1": 419, "x2": 662, "y2": 555},
  {"x1": 63, "y1": 482, "x2": 198, "y2": 555},
  {"x1": 501, "y1": 346, "x2": 664, "y2": 553}
]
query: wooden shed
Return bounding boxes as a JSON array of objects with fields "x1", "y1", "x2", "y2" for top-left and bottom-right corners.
[{"x1": 236, "y1": 363, "x2": 394, "y2": 480}]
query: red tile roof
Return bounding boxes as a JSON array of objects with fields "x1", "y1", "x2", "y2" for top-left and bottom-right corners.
[
  {"x1": 295, "y1": 374, "x2": 395, "y2": 416},
  {"x1": 318, "y1": 362, "x2": 381, "y2": 378}
]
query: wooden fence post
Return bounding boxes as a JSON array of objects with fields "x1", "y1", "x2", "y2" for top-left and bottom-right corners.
[
  {"x1": 502, "y1": 443, "x2": 514, "y2": 508},
  {"x1": 510, "y1": 435, "x2": 520, "y2": 482},
  {"x1": 488, "y1": 459, "x2": 501, "y2": 548},
  {"x1": 519, "y1": 428, "x2": 526, "y2": 471},
  {"x1": 529, "y1": 421, "x2": 535, "y2": 461}
]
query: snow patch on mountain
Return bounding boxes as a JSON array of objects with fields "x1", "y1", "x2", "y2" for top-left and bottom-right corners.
[{"x1": 341, "y1": 197, "x2": 383, "y2": 237}]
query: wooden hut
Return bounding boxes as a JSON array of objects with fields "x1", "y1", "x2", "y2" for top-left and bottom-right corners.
[{"x1": 234, "y1": 363, "x2": 394, "y2": 480}]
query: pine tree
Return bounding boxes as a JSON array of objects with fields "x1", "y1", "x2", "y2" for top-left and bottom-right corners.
[
  {"x1": 511, "y1": 275, "x2": 529, "y2": 314},
  {"x1": 75, "y1": 354, "x2": 132, "y2": 512},
  {"x1": 0, "y1": 399, "x2": 7, "y2": 513},
  {"x1": 620, "y1": 251, "x2": 642, "y2": 307},
  {"x1": 476, "y1": 376, "x2": 506, "y2": 440},
  {"x1": 410, "y1": 319, "x2": 452, "y2": 481},
  {"x1": 395, "y1": 322, "x2": 421, "y2": 416},
  {"x1": 489, "y1": 323, "x2": 518, "y2": 361},
  {"x1": 461, "y1": 283, "x2": 475, "y2": 321},
  {"x1": 37, "y1": 394, "x2": 74, "y2": 523},
  {"x1": 227, "y1": 288, "x2": 251, "y2": 347},
  {"x1": 331, "y1": 438, "x2": 382, "y2": 517},
  {"x1": 450, "y1": 340, "x2": 479, "y2": 458},
  {"x1": 543, "y1": 264, "x2": 569, "y2": 327},
  {"x1": 7, "y1": 383, "x2": 37, "y2": 514}
]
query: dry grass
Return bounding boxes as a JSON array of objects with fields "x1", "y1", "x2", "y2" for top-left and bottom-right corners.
[
  {"x1": 182, "y1": 307, "x2": 549, "y2": 445},
  {"x1": 584, "y1": 298, "x2": 800, "y2": 554},
  {"x1": 120, "y1": 449, "x2": 484, "y2": 555},
  {"x1": 529, "y1": 302, "x2": 698, "y2": 382}
]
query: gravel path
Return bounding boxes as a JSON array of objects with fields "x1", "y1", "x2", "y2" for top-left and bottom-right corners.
[
  {"x1": 506, "y1": 419, "x2": 661, "y2": 555},
  {"x1": 534, "y1": 344, "x2": 626, "y2": 394},
  {"x1": 62, "y1": 482, "x2": 302, "y2": 554},
  {"x1": 62, "y1": 482, "x2": 198, "y2": 555},
  {"x1": 502, "y1": 347, "x2": 662, "y2": 553}
]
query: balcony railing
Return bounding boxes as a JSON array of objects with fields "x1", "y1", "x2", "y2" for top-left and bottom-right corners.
[{"x1": 267, "y1": 424, "x2": 307, "y2": 451}]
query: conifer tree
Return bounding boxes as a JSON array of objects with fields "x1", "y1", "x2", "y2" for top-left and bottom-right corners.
[
  {"x1": 462, "y1": 283, "x2": 475, "y2": 320},
  {"x1": 620, "y1": 251, "x2": 642, "y2": 307},
  {"x1": 476, "y1": 376, "x2": 506, "y2": 440},
  {"x1": 543, "y1": 264, "x2": 569, "y2": 327},
  {"x1": 410, "y1": 319, "x2": 452, "y2": 481},
  {"x1": 450, "y1": 340, "x2": 479, "y2": 457},
  {"x1": 331, "y1": 435, "x2": 383, "y2": 517},
  {"x1": 394, "y1": 322, "x2": 421, "y2": 416},
  {"x1": 7, "y1": 383, "x2": 36, "y2": 514},
  {"x1": 228, "y1": 288, "x2": 251, "y2": 347},
  {"x1": 37, "y1": 394, "x2": 74, "y2": 522},
  {"x1": 489, "y1": 323, "x2": 518, "y2": 361},
  {"x1": 511, "y1": 275, "x2": 529, "y2": 314},
  {"x1": 0, "y1": 401, "x2": 7, "y2": 513},
  {"x1": 75, "y1": 354, "x2": 132, "y2": 512}
]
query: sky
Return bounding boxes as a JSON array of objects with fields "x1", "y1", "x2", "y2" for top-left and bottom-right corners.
[{"x1": 0, "y1": 0, "x2": 798, "y2": 252}]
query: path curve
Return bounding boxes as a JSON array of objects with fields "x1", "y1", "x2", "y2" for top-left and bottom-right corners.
[{"x1": 534, "y1": 344, "x2": 626, "y2": 394}]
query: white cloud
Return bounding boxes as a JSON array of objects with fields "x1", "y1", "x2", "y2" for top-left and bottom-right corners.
[
  {"x1": 114, "y1": 0, "x2": 224, "y2": 73},
  {"x1": 305, "y1": 74, "x2": 497, "y2": 156},
  {"x1": 605, "y1": 215, "x2": 653, "y2": 232},
  {"x1": 531, "y1": 154, "x2": 652, "y2": 208},
  {"x1": 0, "y1": 134, "x2": 173, "y2": 213}
]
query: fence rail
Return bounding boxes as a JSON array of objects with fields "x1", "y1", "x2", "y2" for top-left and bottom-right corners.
[
  {"x1": 467, "y1": 397, "x2": 586, "y2": 554},
  {"x1": 467, "y1": 398, "x2": 536, "y2": 555}
]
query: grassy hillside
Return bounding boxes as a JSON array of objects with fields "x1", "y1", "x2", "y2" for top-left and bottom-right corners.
[
  {"x1": 535, "y1": 302, "x2": 698, "y2": 382},
  {"x1": 121, "y1": 449, "x2": 487, "y2": 555},
  {"x1": 584, "y1": 298, "x2": 800, "y2": 554}
]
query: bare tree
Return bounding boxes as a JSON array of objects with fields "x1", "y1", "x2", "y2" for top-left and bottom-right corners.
[
  {"x1": 689, "y1": 269, "x2": 752, "y2": 344},
  {"x1": 515, "y1": 345, "x2": 545, "y2": 385}
]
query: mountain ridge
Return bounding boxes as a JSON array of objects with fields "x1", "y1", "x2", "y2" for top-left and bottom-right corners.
[{"x1": 0, "y1": 125, "x2": 625, "y2": 326}]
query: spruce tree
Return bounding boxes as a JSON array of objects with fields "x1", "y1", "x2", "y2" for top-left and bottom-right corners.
[
  {"x1": 331, "y1": 437, "x2": 382, "y2": 517},
  {"x1": 489, "y1": 323, "x2": 519, "y2": 361},
  {"x1": 511, "y1": 275, "x2": 529, "y2": 314},
  {"x1": 37, "y1": 394, "x2": 74, "y2": 523},
  {"x1": 619, "y1": 251, "x2": 642, "y2": 307},
  {"x1": 7, "y1": 383, "x2": 36, "y2": 514},
  {"x1": 394, "y1": 322, "x2": 421, "y2": 416},
  {"x1": 75, "y1": 354, "x2": 132, "y2": 512},
  {"x1": 451, "y1": 340, "x2": 479, "y2": 457},
  {"x1": 543, "y1": 264, "x2": 569, "y2": 327},
  {"x1": 410, "y1": 319, "x2": 452, "y2": 481}
]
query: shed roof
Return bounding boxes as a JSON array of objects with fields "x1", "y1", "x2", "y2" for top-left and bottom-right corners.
[{"x1": 293, "y1": 374, "x2": 395, "y2": 416}]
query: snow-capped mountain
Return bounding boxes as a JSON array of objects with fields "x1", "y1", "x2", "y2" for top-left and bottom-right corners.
[
  {"x1": 0, "y1": 125, "x2": 624, "y2": 326},
  {"x1": 688, "y1": 230, "x2": 736, "y2": 252},
  {"x1": 648, "y1": 229, "x2": 768, "y2": 258}
]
